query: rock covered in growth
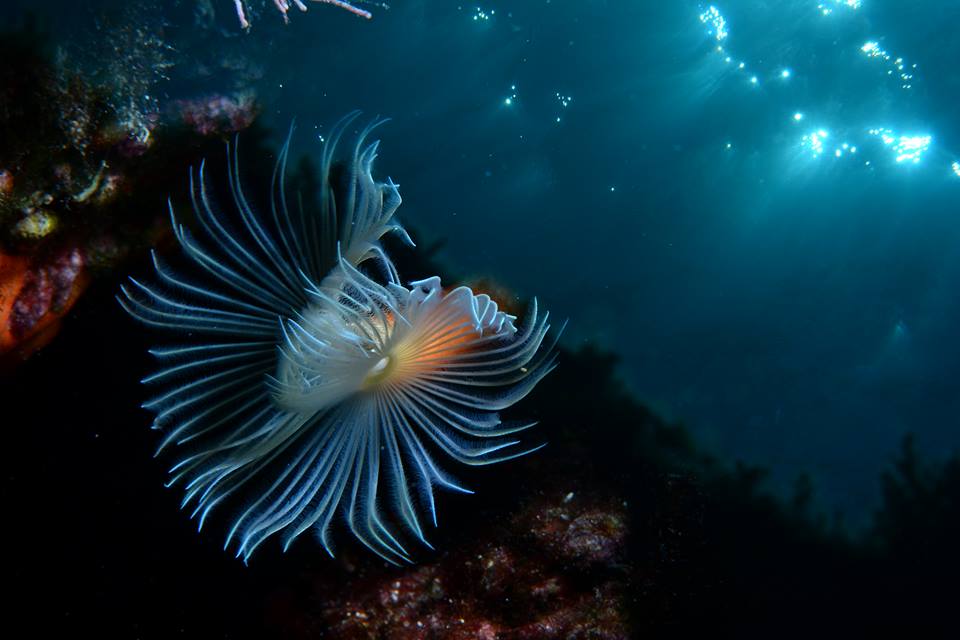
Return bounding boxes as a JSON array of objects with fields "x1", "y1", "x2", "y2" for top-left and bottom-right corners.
[
  {"x1": 174, "y1": 93, "x2": 259, "y2": 137},
  {"x1": 0, "y1": 246, "x2": 87, "y2": 365},
  {"x1": 267, "y1": 485, "x2": 632, "y2": 639},
  {"x1": 0, "y1": 28, "x2": 261, "y2": 368}
]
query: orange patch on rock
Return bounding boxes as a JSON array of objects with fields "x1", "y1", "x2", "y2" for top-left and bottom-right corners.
[{"x1": 0, "y1": 246, "x2": 89, "y2": 367}]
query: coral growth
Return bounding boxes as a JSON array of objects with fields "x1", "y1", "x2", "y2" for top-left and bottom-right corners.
[
  {"x1": 175, "y1": 93, "x2": 260, "y2": 137},
  {"x1": 266, "y1": 461, "x2": 632, "y2": 639},
  {"x1": 0, "y1": 27, "x2": 260, "y2": 368}
]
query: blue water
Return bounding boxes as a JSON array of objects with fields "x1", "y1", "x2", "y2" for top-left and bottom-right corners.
[
  {"x1": 252, "y1": 0, "x2": 960, "y2": 521},
  {"x1": 9, "y1": 0, "x2": 960, "y2": 522}
]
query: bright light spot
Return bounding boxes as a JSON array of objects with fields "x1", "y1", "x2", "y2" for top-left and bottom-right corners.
[
  {"x1": 750, "y1": 76, "x2": 758, "y2": 84},
  {"x1": 862, "y1": 41, "x2": 915, "y2": 89},
  {"x1": 895, "y1": 135, "x2": 932, "y2": 163},
  {"x1": 739, "y1": 62, "x2": 746, "y2": 69},
  {"x1": 793, "y1": 112, "x2": 804, "y2": 121},
  {"x1": 831, "y1": 141, "x2": 855, "y2": 159},
  {"x1": 699, "y1": 6, "x2": 728, "y2": 41},
  {"x1": 953, "y1": 162, "x2": 960, "y2": 177},
  {"x1": 609, "y1": 186, "x2": 616, "y2": 192},
  {"x1": 473, "y1": 7, "x2": 491, "y2": 21},
  {"x1": 503, "y1": 85, "x2": 518, "y2": 107},
  {"x1": 553, "y1": 92, "x2": 571, "y2": 123},
  {"x1": 725, "y1": 142, "x2": 732, "y2": 149},
  {"x1": 870, "y1": 128, "x2": 932, "y2": 163},
  {"x1": 870, "y1": 127, "x2": 894, "y2": 144},
  {"x1": 819, "y1": 0, "x2": 861, "y2": 14},
  {"x1": 781, "y1": 69, "x2": 791, "y2": 79},
  {"x1": 802, "y1": 129, "x2": 829, "y2": 156}
]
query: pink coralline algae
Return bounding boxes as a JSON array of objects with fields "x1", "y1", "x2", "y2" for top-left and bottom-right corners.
[
  {"x1": 266, "y1": 486, "x2": 632, "y2": 639},
  {"x1": 175, "y1": 94, "x2": 260, "y2": 137}
]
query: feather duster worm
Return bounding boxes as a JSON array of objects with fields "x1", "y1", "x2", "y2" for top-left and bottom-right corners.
[{"x1": 119, "y1": 114, "x2": 559, "y2": 562}]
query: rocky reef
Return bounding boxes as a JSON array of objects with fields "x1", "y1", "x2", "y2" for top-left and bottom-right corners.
[
  {"x1": 263, "y1": 425, "x2": 633, "y2": 639},
  {"x1": 0, "y1": 24, "x2": 259, "y2": 368},
  {"x1": 272, "y1": 490, "x2": 630, "y2": 639}
]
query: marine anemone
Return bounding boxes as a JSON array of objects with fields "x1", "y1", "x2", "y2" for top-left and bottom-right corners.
[{"x1": 119, "y1": 114, "x2": 559, "y2": 562}]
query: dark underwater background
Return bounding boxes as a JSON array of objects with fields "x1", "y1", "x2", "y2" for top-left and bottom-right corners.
[{"x1": 2, "y1": 0, "x2": 960, "y2": 637}]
